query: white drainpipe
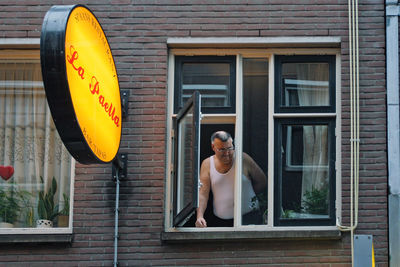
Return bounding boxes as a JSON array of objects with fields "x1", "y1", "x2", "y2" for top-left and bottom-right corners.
[{"x1": 337, "y1": 0, "x2": 360, "y2": 266}]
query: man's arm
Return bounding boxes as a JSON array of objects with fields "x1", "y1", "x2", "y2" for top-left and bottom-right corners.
[
  {"x1": 195, "y1": 158, "x2": 211, "y2": 228},
  {"x1": 243, "y1": 153, "x2": 267, "y2": 194}
]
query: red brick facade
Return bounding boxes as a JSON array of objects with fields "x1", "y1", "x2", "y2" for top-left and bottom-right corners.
[{"x1": 0, "y1": 0, "x2": 387, "y2": 266}]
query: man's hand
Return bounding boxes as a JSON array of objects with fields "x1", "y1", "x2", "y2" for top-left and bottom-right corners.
[{"x1": 195, "y1": 217, "x2": 207, "y2": 228}]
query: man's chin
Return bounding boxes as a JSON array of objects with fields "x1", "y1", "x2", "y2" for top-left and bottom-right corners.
[{"x1": 221, "y1": 158, "x2": 232, "y2": 164}]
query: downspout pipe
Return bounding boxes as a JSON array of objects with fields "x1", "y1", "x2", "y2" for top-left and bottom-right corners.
[
  {"x1": 113, "y1": 167, "x2": 120, "y2": 267},
  {"x1": 337, "y1": 0, "x2": 360, "y2": 265},
  {"x1": 386, "y1": 1, "x2": 400, "y2": 266},
  {"x1": 112, "y1": 154, "x2": 126, "y2": 267}
]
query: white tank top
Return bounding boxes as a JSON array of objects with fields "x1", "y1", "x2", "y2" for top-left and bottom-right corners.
[{"x1": 210, "y1": 156, "x2": 259, "y2": 219}]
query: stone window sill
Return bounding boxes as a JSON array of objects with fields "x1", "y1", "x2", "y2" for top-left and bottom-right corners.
[
  {"x1": 161, "y1": 229, "x2": 341, "y2": 243},
  {"x1": 0, "y1": 234, "x2": 73, "y2": 244}
]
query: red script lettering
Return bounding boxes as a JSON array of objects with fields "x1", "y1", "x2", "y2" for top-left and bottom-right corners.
[{"x1": 66, "y1": 46, "x2": 120, "y2": 128}]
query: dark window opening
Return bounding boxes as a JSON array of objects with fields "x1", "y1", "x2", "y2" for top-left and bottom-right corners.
[{"x1": 174, "y1": 56, "x2": 236, "y2": 114}]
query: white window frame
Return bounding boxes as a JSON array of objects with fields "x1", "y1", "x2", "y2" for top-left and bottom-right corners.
[
  {"x1": 165, "y1": 37, "x2": 342, "y2": 232},
  {"x1": 0, "y1": 39, "x2": 75, "y2": 235}
]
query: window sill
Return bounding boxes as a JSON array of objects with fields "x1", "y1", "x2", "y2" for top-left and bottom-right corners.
[
  {"x1": 0, "y1": 233, "x2": 73, "y2": 244},
  {"x1": 161, "y1": 229, "x2": 341, "y2": 243}
]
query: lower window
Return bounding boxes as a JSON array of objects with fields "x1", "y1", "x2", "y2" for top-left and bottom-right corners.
[
  {"x1": 0, "y1": 49, "x2": 74, "y2": 230},
  {"x1": 274, "y1": 119, "x2": 336, "y2": 226}
]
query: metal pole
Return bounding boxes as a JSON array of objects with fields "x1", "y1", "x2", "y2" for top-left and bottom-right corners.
[{"x1": 113, "y1": 161, "x2": 121, "y2": 267}]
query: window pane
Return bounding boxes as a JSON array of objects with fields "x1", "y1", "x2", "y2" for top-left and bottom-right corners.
[
  {"x1": 282, "y1": 62, "x2": 329, "y2": 107},
  {"x1": 242, "y1": 58, "x2": 268, "y2": 225},
  {"x1": 281, "y1": 124, "x2": 330, "y2": 219},
  {"x1": 181, "y1": 62, "x2": 231, "y2": 108},
  {"x1": 0, "y1": 59, "x2": 72, "y2": 228},
  {"x1": 176, "y1": 106, "x2": 195, "y2": 216}
]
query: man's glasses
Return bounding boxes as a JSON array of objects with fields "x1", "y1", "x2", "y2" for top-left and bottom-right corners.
[{"x1": 215, "y1": 146, "x2": 235, "y2": 153}]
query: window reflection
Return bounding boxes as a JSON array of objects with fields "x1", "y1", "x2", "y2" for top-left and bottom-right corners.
[
  {"x1": 282, "y1": 62, "x2": 330, "y2": 107},
  {"x1": 281, "y1": 124, "x2": 329, "y2": 219},
  {"x1": 181, "y1": 62, "x2": 231, "y2": 108},
  {"x1": 176, "y1": 107, "x2": 194, "y2": 215}
]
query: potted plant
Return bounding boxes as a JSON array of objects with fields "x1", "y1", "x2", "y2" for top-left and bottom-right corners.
[
  {"x1": 37, "y1": 176, "x2": 59, "y2": 228},
  {"x1": 25, "y1": 207, "x2": 35, "y2": 227},
  {"x1": 0, "y1": 185, "x2": 29, "y2": 227},
  {"x1": 0, "y1": 165, "x2": 30, "y2": 228},
  {"x1": 303, "y1": 186, "x2": 329, "y2": 215},
  {"x1": 58, "y1": 193, "x2": 70, "y2": 227}
]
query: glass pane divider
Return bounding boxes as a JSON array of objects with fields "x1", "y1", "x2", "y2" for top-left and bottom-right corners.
[
  {"x1": 234, "y1": 54, "x2": 243, "y2": 227},
  {"x1": 273, "y1": 113, "x2": 336, "y2": 118},
  {"x1": 268, "y1": 55, "x2": 275, "y2": 227}
]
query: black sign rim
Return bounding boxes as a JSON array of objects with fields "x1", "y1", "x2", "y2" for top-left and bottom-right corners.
[{"x1": 40, "y1": 4, "x2": 121, "y2": 164}]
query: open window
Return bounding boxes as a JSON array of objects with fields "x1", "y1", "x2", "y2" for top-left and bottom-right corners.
[
  {"x1": 173, "y1": 91, "x2": 201, "y2": 226},
  {"x1": 167, "y1": 51, "x2": 339, "y2": 231}
]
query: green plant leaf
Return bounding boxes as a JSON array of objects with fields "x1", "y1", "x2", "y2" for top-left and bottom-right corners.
[
  {"x1": 303, "y1": 186, "x2": 328, "y2": 215},
  {"x1": 0, "y1": 185, "x2": 30, "y2": 224},
  {"x1": 36, "y1": 177, "x2": 60, "y2": 221}
]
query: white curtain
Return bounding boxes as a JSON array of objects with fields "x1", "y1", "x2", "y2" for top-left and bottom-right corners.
[
  {"x1": 296, "y1": 63, "x2": 329, "y2": 206},
  {"x1": 0, "y1": 59, "x2": 71, "y2": 226}
]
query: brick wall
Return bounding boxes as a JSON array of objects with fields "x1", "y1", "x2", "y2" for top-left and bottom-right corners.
[{"x1": 0, "y1": 0, "x2": 387, "y2": 266}]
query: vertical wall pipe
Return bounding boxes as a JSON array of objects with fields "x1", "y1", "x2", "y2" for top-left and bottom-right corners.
[
  {"x1": 113, "y1": 170, "x2": 120, "y2": 267},
  {"x1": 112, "y1": 155, "x2": 126, "y2": 267},
  {"x1": 337, "y1": 0, "x2": 360, "y2": 265},
  {"x1": 386, "y1": 1, "x2": 400, "y2": 265}
]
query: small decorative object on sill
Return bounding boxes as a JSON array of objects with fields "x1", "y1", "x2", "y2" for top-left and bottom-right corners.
[
  {"x1": 58, "y1": 193, "x2": 70, "y2": 227},
  {"x1": 36, "y1": 219, "x2": 53, "y2": 228},
  {"x1": 0, "y1": 222, "x2": 14, "y2": 228},
  {"x1": 58, "y1": 215, "x2": 69, "y2": 227},
  {"x1": 37, "y1": 177, "x2": 60, "y2": 228}
]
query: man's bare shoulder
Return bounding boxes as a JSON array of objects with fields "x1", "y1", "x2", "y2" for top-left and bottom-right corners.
[
  {"x1": 200, "y1": 157, "x2": 211, "y2": 182},
  {"x1": 242, "y1": 152, "x2": 259, "y2": 171},
  {"x1": 242, "y1": 152, "x2": 252, "y2": 164},
  {"x1": 201, "y1": 156, "x2": 211, "y2": 168}
]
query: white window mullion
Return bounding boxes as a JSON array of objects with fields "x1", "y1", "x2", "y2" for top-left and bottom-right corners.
[
  {"x1": 335, "y1": 53, "x2": 342, "y2": 224},
  {"x1": 267, "y1": 55, "x2": 275, "y2": 227},
  {"x1": 234, "y1": 54, "x2": 243, "y2": 227},
  {"x1": 165, "y1": 53, "x2": 175, "y2": 229}
]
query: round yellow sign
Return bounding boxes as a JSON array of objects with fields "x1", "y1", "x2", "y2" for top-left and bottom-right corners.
[{"x1": 64, "y1": 6, "x2": 121, "y2": 163}]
